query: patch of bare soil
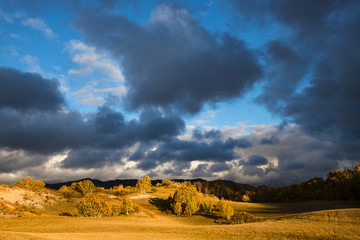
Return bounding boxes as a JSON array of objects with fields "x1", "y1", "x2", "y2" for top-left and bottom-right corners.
[
  {"x1": 0, "y1": 186, "x2": 58, "y2": 209},
  {"x1": 129, "y1": 194, "x2": 153, "y2": 200}
]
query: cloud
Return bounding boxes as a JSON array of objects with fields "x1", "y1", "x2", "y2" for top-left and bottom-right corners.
[
  {"x1": 65, "y1": 40, "x2": 125, "y2": 83},
  {"x1": 0, "y1": 148, "x2": 48, "y2": 173},
  {"x1": 22, "y1": 17, "x2": 57, "y2": 38},
  {"x1": 61, "y1": 148, "x2": 127, "y2": 169},
  {"x1": 73, "y1": 5, "x2": 262, "y2": 114},
  {"x1": 0, "y1": 67, "x2": 64, "y2": 111},
  {"x1": 132, "y1": 130, "x2": 252, "y2": 171},
  {"x1": 229, "y1": 1, "x2": 360, "y2": 146},
  {"x1": 0, "y1": 8, "x2": 13, "y2": 23},
  {"x1": 20, "y1": 54, "x2": 43, "y2": 73},
  {"x1": 247, "y1": 155, "x2": 268, "y2": 166}
]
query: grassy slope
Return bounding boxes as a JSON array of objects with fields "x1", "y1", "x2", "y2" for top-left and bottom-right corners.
[{"x1": 1, "y1": 185, "x2": 360, "y2": 240}]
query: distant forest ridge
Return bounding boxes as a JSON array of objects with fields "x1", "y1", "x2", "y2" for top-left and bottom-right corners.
[{"x1": 46, "y1": 163, "x2": 360, "y2": 202}]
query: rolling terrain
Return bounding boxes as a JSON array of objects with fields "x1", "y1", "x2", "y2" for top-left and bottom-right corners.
[{"x1": 1, "y1": 181, "x2": 360, "y2": 240}]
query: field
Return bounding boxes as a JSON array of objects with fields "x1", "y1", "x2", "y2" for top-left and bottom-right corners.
[{"x1": 1, "y1": 184, "x2": 360, "y2": 240}]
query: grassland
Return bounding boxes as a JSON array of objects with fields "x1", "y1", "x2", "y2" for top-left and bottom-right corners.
[{"x1": 1, "y1": 184, "x2": 360, "y2": 240}]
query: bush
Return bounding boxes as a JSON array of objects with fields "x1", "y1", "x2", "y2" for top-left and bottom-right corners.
[
  {"x1": 14, "y1": 177, "x2": 45, "y2": 190},
  {"x1": 161, "y1": 180, "x2": 174, "y2": 187},
  {"x1": 215, "y1": 211, "x2": 260, "y2": 224},
  {"x1": 70, "y1": 180, "x2": 96, "y2": 197},
  {"x1": 74, "y1": 196, "x2": 135, "y2": 217}
]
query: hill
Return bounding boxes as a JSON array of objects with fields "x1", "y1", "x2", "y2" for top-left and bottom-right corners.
[{"x1": 1, "y1": 176, "x2": 360, "y2": 239}]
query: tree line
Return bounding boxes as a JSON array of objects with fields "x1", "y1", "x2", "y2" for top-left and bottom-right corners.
[{"x1": 192, "y1": 163, "x2": 360, "y2": 202}]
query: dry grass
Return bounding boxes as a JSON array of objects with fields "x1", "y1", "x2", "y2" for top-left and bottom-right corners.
[
  {"x1": 0, "y1": 209, "x2": 360, "y2": 240},
  {"x1": 1, "y1": 184, "x2": 360, "y2": 239}
]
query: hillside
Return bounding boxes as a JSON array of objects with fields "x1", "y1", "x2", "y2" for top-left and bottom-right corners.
[{"x1": 1, "y1": 177, "x2": 360, "y2": 239}]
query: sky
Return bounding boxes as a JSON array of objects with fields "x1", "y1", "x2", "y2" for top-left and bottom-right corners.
[{"x1": 0, "y1": 0, "x2": 359, "y2": 186}]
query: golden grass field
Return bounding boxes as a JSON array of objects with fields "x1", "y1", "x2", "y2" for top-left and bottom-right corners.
[{"x1": 1, "y1": 185, "x2": 360, "y2": 240}]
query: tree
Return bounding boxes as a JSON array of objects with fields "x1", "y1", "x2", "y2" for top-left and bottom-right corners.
[
  {"x1": 122, "y1": 197, "x2": 134, "y2": 215},
  {"x1": 71, "y1": 180, "x2": 96, "y2": 197},
  {"x1": 136, "y1": 176, "x2": 152, "y2": 194},
  {"x1": 222, "y1": 204, "x2": 234, "y2": 220},
  {"x1": 217, "y1": 198, "x2": 234, "y2": 220},
  {"x1": 217, "y1": 197, "x2": 226, "y2": 213},
  {"x1": 15, "y1": 177, "x2": 45, "y2": 189},
  {"x1": 169, "y1": 183, "x2": 200, "y2": 216},
  {"x1": 201, "y1": 200, "x2": 213, "y2": 212},
  {"x1": 173, "y1": 202, "x2": 182, "y2": 216}
]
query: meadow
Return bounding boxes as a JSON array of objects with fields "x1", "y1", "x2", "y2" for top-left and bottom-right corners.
[{"x1": 1, "y1": 180, "x2": 360, "y2": 240}]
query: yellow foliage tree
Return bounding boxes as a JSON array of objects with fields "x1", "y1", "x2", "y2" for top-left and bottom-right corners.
[
  {"x1": 169, "y1": 183, "x2": 200, "y2": 216},
  {"x1": 71, "y1": 180, "x2": 96, "y2": 196},
  {"x1": 136, "y1": 176, "x2": 152, "y2": 194},
  {"x1": 121, "y1": 197, "x2": 134, "y2": 215},
  {"x1": 14, "y1": 177, "x2": 45, "y2": 190}
]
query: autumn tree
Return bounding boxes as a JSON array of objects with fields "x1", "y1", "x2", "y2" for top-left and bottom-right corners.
[
  {"x1": 121, "y1": 197, "x2": 134, "y2": 215},
  {"x1": 136, "y1": 176, "x2": 152, "y2": 194},
  {"x1": 169, "y1": 183, "x2": 200, "y2": 216},
  {"x1": 15, "y1": 177, "x2": 45, "y2": 189},
  {"x1": 161, "y1": 180, "x2": 174, "y2": 187},
  {"x1": 201, "y1": 200, "x2": 213, "y2": 212},
  {"x1": 217, "y1": 198, "x2": 234, "y2": 220},
  {"x1": 75, "y1": 196, "x2": 134, "y2": 217},
  {"x1": 71, "y1": 180, "x2": 96, "y2": 196}
]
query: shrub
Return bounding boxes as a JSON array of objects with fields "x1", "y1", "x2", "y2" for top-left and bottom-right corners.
[
  {"x1": 74, "y1": 196, "x2": 135, "y2": 217},
  {"x1": 14, "y1": 177, "x2": 45, "y2": 190}
]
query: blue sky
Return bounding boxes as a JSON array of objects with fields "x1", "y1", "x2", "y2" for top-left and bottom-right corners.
[
  {"x1": 0, "y1": 0, "x2": 279, "y2": 127},
  {"x1": 0, "y1": 0, "x2": 359, "y2": 186}
]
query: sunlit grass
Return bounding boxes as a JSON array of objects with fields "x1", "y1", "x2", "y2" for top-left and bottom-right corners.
[{"x1": 1, "y1": 183, "x2": 360, "y2": 240}]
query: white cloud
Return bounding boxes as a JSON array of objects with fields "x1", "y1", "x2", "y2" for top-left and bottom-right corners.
[
  {"x1": 20, "y1": 54, "x2": 43, "y2": 73},
  {"x1": 65, "y1": 40, "x2": 125, "y2": 83},
  {"x1": 22, "y1": 18, "x2": 57, "y2": 38},
  {"x1": 71, "y1": 82, "x2": 127, "y2": 106},
  {"x1": 9, "y1": 33, "x2": 20, "y2": 38},
  {"x1": 1, "y1": 45, "x2": 19, "y2": 57},
  {"x1": 0, "y1": 8, "x2": 13, "y2": 23}
]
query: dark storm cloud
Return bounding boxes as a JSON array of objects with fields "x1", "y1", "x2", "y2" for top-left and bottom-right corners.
[
  {"x1": 260, "y1": 136, "x2": 279, "y2": 145},
  {"x1": 0, "y1": 67, "x2": 64, "y2": 111},
  {"x1": 256, "y1": 40, "x2": 308, "y2": 114},
  {"x1": 281, "y1": 161, "x2": 305, "y2": 171},
  {"x1": 0, "y1": 149, "x2": 48, "y2": 173},
  {"x1": 247, "y1": 155, "x2": 268, "y2": 166},
  {"x1": 191, "y1": 163, "x2": 214, "y2": 178},
  {"x1": 192, "y1": 128, "x2": 222, "y2": 140},
  {"x1": 0, "y1": 67, "x2": 188, "y2": 170},
  {"x1": 229, "y1": 0, "x2": 356, "y2": 39},
  {"x1": 209, "y1": 162, "x2": 230, "y2": 172},
  {"x1": 0, "y1": 104, "x2": 184, "y2": 156},
  {"x1": 229, "y1": 1, "x2": 360, "y2": 143},
  {"x1": 135, "y1": 136, "x2": 251, "y2": 170},
  {"x1": 61, "y1": 148, "x2": 128, "y2": 169},
  {"x1": 73, "y1": 5, "x2": 262, "y2": 114}
]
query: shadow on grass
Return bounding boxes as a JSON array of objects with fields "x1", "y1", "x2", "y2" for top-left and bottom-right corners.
[
  {"x1": 196, "y1": 212, "x2": 218, "y2": 220},
  {"x1": 149, "y1": 198, "x2": 171, "y2": 213},
  {"x1": 149, "y1": 198, "x2": 219, "y2": 221}
]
